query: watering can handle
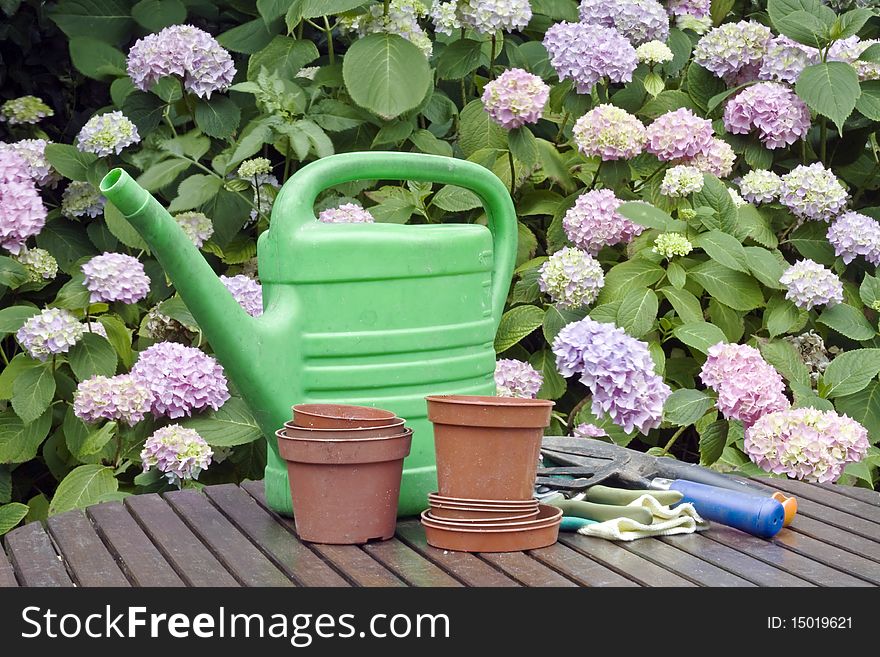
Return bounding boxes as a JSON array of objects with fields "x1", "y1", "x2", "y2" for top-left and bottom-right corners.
[{"x1": 273, "y1": 151, "x2": 518, "y2": 325}]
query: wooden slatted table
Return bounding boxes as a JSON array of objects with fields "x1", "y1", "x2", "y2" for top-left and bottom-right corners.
[{"x1": 2, "y1": 479, "x2": 878, "y2": 587}]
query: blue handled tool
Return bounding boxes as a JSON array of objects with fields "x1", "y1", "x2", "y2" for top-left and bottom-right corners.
[{"x1": 650, "y1": 478, "x2": 785, "y2": 539}]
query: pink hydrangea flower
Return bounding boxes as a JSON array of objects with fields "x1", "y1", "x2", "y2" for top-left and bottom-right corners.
[
  {"x1": 574, "y1": 422, "x2": 608, "y2": 438},
  {"x1": 220, "y1": 274, "x2": 263, "y2": 317},
  {"x1": 0, "y1": 149, "x2": 46, "y2": 254},
  {"x1": 563, "y1": 189, "x2": 643, "y2": 254},
  {"x1": 723, "y1": 83, "x2": 811, "y2": 149},
  {"x1": 494, "y1": 358, "x2": 543, "y2": 398},
  {"x1": 827, "y1": 211, "x2": 880, "y2": 266},
  {"x1": 81, "y1": 253, "x2": 151, "y2": 304},
  {"x1": 543, "y1": 21, "x2": 638, "y2": 94},
  {"x1": 141, "y1": 425, "x2": 213, "y2": 486},
  {"x1": 482, "y1": 68, "x2": 549, "y2": 130},
  {"x1": 646, "y1": 108, "x2": 715, "y2": 161},
  {"x1": 74, "y1": 374, "x2": 152, "y2": 426},
  {"x1": 572, "y1": 104, "x2": 646, "y2": 161},
  {"x1": 318, "y1": 203, "x2": 375, "y2": 223}
]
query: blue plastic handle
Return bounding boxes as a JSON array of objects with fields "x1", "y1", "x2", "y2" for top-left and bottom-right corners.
[
  {"x1": 669, "y1": 479, "x2": 785, "y2": 539},
  {"x1": 559, "y1": 517, "x2": 597, "y2": 532}
]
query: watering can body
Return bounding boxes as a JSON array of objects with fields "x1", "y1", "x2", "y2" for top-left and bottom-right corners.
[{"x1": 100, "y1": 152, "x2": 517, "y2": 516}]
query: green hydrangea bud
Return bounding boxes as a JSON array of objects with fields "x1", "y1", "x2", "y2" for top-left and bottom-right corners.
[
  {"x1": 0, "y1": 96, "x2": 53, "y2": 125},
  {"x1": 237, "y1": 157, "x2": 272, "y2": 179},
  {"x1": 679, "y1": 208, "x2": 696, "y2": 221},
  {"x1": 653, "y1": 233, "x2": 693, "y2": 259}
]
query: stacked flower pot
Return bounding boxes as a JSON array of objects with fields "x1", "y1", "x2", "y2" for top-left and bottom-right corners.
[
  {"x1": 275, "y1": 404, "x2": 412, "y2": 545},
  {"x1": 421, "y1": 395, "x2": 562, "y2": 552}
]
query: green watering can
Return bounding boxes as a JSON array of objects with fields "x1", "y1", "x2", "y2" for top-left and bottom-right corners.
[{"x1": 99, "y1": 152, "x2": 517, "y2": 516}]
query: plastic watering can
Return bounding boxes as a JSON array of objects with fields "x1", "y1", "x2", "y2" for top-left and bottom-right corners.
[{"x1": 99, "y1": 152, "x2": 517, "y2": 516}]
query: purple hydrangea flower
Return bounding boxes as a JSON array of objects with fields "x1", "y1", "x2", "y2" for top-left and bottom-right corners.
[
  {"x1": 141, "y1": 425, "x2": 213, "y2": 486},
  {"x1": 780, "y1": 259, "x2": 844, "y2": 310},
  {"x1": 74, "y1": 374, "x2": 152, "y2": 426},
  {"x1": 686, "y1": 138, "x2": 735, "y2": 178},
  {"x1": 173, "y1": 211, "x2": 214, "y2": 248},
  {"x1": 539, "y1": 247, "x2": 605, "y2": 308},
  {"x1": 494, "y1": 358, "x2": 544, "y2": 398},
  {"x1": 318, "y1": 203, "x2": 375, "y2": 223},
  {"x1": 543, "y1": 22, "x2": 638, "y2": 94},
  {"x1": 457, "y1": 0, "x2": 532, "y2": 33},
  {"x1": 0, "y1": 140, "x2": 59, "y2": 187},
  {"x1": 646, "y1": 108, "x2": 715, "y2": 161},
  {"x1": 573, "y1": 422, "x2": 608, "y2": 438},
  {"x1": 552, "y1": 317, "x2": 671, "y2": 434},
  {"x1": 738, "y1": 169, "x2": 783, "y2": 204},
  {"x1": 61, "y1": 181, "x2": 105, "y2": 219},
  {"x1": 700, "y1": 342, "x2": 790, "y2": 426},
  {"x1": 723, "y1": 83, "x2": 811, "y2": 150},
  {"x1": 131, "y1": 342, "x2": 230, "y2": 419},
  {"x1": 693, "y1": 21, "x2": 772, "y2": 82},
  {"x1": 779, "y1": 163, "x2": 848, "y2": 222},
  {"x1": 827, "y1": 211, "x2": 880, "y2": 266},
  {"x1": 661, "y1": 165, "x2": 704, "y2": 197},
  {"x1": 82, "y1": 253, "x2": 151, "y2": 304},
  {"x1": 0, "y1": 150, "x2": 47, "y2": 255},
  {"x1": 127, "y1": 25, "x2": 236, "y2": 98},
  {"x1": 759, "y1": 36, "x2": 819, "y2": 84},
  {"x1": 16, "y1": 308, "x2": 84, "y2": 360},
  {"x1": 744, "y1": 407, "x2": 869, "y2": 483},
  {"x1": 572, "y1": 104, "x2": 646, "y2": 161},
  {"x1": 75, "y1": 111, "x2": 140, "y2": 157},
  {"x1": 563, "y1": 189, "x2": 643, "y2": 254},
  {"x1": 220, "y1": 274, "x2": 263, "y2": 317},
  {"x1": 829, "y1": 36, "x2": 880, "y2": 81},
  {"x1": 578, "y1": 0, "x2": 669, "y2": 46},
  {"x1": 666, "y1": 0, "x2": 710, "y2": 18},
  {"x1": 482, "y1": 68, "x2": 549, "y2": 130}
]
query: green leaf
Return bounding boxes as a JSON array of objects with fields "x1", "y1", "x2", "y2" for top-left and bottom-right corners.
[
  {"x1": 0, "y1": 354, "x2": 39, "y2": 400},
  {"x1": 836, "y1": 8, "x2": 873, "y2": 39},
  {"x1": 855, "y1": 80, "x2": 880, "y2": 120},
  {"x1": 218, "y1": 17, "x2": 282, "y2": 54},
  {"x1": 709, "y1": 299, "x2": 744, "y2": 343},
  {"x1": 598, "y1": 259, "x2": 665, "y2": 303},
  {"x1": 122, "y1": 91, "x2": 167, "y2": 134},
  {"x1": 673, "y1": 321, "x2": 728, "y2": 354},
  {"x1": 0, "y1": 256, "x2": 28, "y2": 288},
  {"x1": 796, "y1": 62, "x2": 860, "y2": 134},
  {"x1": 687, "y1": 63, "x2": 726, "y2": 113},
  {"x1": 43, "y1": 144, "x2": 97, "y2": 182},
  {"x1": 12, "y1": 363, "x2": 55, "y2": 425},
  {"x1": 766, "y1": 296, "x2": 802, "y2": 337},
  {"x1": 76, "y1": 422, "x2": 117, "y2": 459},
  {"x1": 789, "y1": 221, "x2": 836, "y2": 265},
  {"x1": 136, "y1": 158, "x2": 190, "y2": 192},
  {"x1": 616, "y1": 288, "x2": 658, "y2": 338},
  {"x1": 131, "y1": 0, "x2": 186, "y2": 31},
  {"x1": 667, "y1": 261, "x2": 687, "y2": 289},
  {"x1": 49, "y1": 0, "x2": 135, "y2": 44},
  {"x1": 37, "y1": 219, "x2": 98, "y2": 274},
  {"x1": 258, "y1": 0, "x2": 292, "y2": 22},
  {"x1": 667, "y1": 28, "x2": 691, "y2": 76},
  {"x1": 758, "y1": 339, "x2": 810, "y2": 387},
  {"x1": 168, "y1": 174, "x2": 222, "y2": 212},
  {"x1": 821, "y1": 348, "x2": 880, "y2": 398},
  {"x1": 48, "y1": 465, "x2": 118, "y2": 516},
  {"x1": 710, "y1": 0, "x2": 735, "y2": 25},
  {"x1": 68, "y1": 37, "x2": 126, "y2": 80},
  {"x1": 300, "y1": 0, "x2": 369, "y2": 17},
  {"x1": 835, "y1": 381, "x2": 880, "y2": 444},
  {"x1": 310, "y1": 99, "x2": 367, "y2": 132},
  {"x1": 528, "y1": 350, "x2": 567, "y2": 400},
  {"x1": 0, "y1": 408, "x2": 52, "y2": 464},
  {"x1": 543, "y1": 305, "x2": 587, "y2": 343},
  {"x1": 0, "y1": 467, "x2": 9, "y2": 504},
  {"x1": 692, "y1": 174, "x2": 737, "y2": 235},
  {"x1": 431, "y1": 185, "x2": 481, "y2": 212},
  {"x1": 0, "y1": 305, "x2": 38, "y2": 336},
  {"x1": 817, "y1": 304, "x2": 875, "y2": 341},
  {"x1": 342, "y1": 33, "x2": 431, "y2": 121},
  {"x1": 495, "y1": 305, "x2": 545, "y2": 353},
  {"x1": 617, "y1": 201, "x2": 686, "y2": 232},
  {"x1": 193, "y1": 97, "x2": 241, "y2": 140},
  {"x1": 181, "y1": 398, "x2": 262, "y2": 447},
  {"x1": 693, "y1": 230, "x2": 749, "y2": 273},
  {"x1": 248, "y1": 35, "x2": 319, "y2": 80},
  {"x1": 458, "y1": 99, "x2": 508, "y2": 157},
  {"x1": 664, "y1": 389, "x2": 714, "y2": 427},
  {"x1": 743, "y1": 246, "x2": 786, "y2": 290},
  {"x1": 860, "y1": 273, "x2": 880, "y2": 308},
  {"x1": 0, "y1": 503, "x2": 28, "y2": 536},
  {"x1": 104, "y1": 202, "x2": 150, "y2": 252},
  {"x1": 68, "y1": 333, "x2": 118, "y2": 381},
  {"x1": 690, "y1": 261, "x2": 764, "y2": 311},
  {"x1": 508, "y1": 128, "x2": 539, "y2": 167},
  {"x1": 775, "y1": 10, "x2": 829, "y2": 48},
  {"x1": 436, "y1": 38, "x2": 485, "y2": 80},
  {"x1": 699, "y1": 420, "x2": 728, "y2": 466},
  {"x1": 638, "y1": 91, "x2": 697, "y2": 120},
  {"x1": 660, "y1": 286, "x2": 703, "y2": 324},
  {"x1": 50, "y1": 272, "x2": 90, "y2": 310}
]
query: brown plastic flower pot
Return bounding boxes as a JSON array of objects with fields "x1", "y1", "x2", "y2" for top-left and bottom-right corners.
[
  {"x1": 428, "y1": 492, "x2": 538, "y2": 508},
  {"x1": 420, "y1": 504, "x2": 562, "y2": 553},
  {"x1": 280, "y1": 419, "x2": 406, "y2": 439},
  {"x1": 426, "y1": 395, "x2": 554, "y2": 501},
  {"x1": 276, "y1": 428, "x2": 412, "y2": 545},
  {"x1": 427, "y1": 504, "x2": 539, "y2": 521},
  {"x1": 292, "y1": 403, "x2": 399, "y2": 429}
]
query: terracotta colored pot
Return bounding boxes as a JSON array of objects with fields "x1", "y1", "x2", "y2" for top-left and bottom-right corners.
[
  {"x1": 280, "y1": 419, "x2": 406, "y2": 439},
  {"x1": 427, "y1": 504, "x2": 539, "y2": 521},
  {"x1": 426, "y1": 395, "x2": 554, "y2": 501},
  {"x1": 277, "y1": 428, "x2": 412, "y2": 544},
  {"x1": 429, "y1": 492, "x2": 537, "y2": 508},
  {"x1": 292, "y1": 403, "x2": 399, "y2": 429},
  {"x1": 420, "y1": 505, "x2": 562, "y2": 553}
]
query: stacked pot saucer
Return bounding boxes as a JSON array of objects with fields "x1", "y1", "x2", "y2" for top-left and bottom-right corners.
[
  {"x1": 420, "y1": 395, "x2": 562, "y2": 552},
  {"x1": 275, "y1": 403, "x2": 412, "y2": 545}
]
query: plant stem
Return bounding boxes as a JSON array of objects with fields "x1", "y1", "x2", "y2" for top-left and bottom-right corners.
[
  {"x1": 0, "y1": 344, "x2": 8, "y2": 366},
  {"x1": 508, "y1": 149, "x2": 516, "y2": 196},
  {"x1": 662, "y1": 425, "x2": 687, "y2": 455},
  {"x1": 384, "y1": 0, "x2": 390, "y2": 15},
  {"x1": 820, "y1": 116, "x2": 827, "y2": 164},
  {"x1": 588, "y1": 159, "x2": 603, "y2": 190},
  {"x1": 283, "y1": 143, "x2": 292, "y2": 182},
  {"x1": 460, "y1": 78, "x2": 467, "y2": 106},
  {"x1": 490, "y1": 34, "x2": 497, "y2": 79},
  {"x1": 554, "y1": 110, "x2": 570, "y2": 145},
  {"x1": 324, "y1": 16, "x2": 335, "y2": 65}
]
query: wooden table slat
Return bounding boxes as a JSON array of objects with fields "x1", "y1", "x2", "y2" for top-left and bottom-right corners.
[
  {"x1": 363, "y1": 539, "x2": 463, "y2": 587},
  {"x1": 528, "y1": 543, "x2": 641, "y2": 587},
  {"x1": 559, "y1": 534, "x2": 696, "y2": 587},
  {"x1": 125, "y1": 494, "x2": 238, "y2": 587},
  {"x1": 621, "y1": 537, "x2": 755, "y2": 587},
  {"x1": 757, "y1": 477, "x2": 880, "y2": 525},
  {"x1": 4, "y1": 522, "x2": 73, "y2": 587},
  {"x1": 707, "y1": 526, "x2": 873, "y2": 587},
  {"x1": 0, "y1": 542, "x2": 18, "y2": 587},
  {"x1": 771, "y1": 530, "x2": 880, "y2": 586},
  {"x1": 817, "y1": 483, "x2": 880, "y2": 507},
  {"x1": 87, "y1": 502, "x2": 185, "y2": 587},
  {"x1": 241, "y1": 481, "x2": 406, "y2": 587},
  {"x1": 395, "y1": 520, "x2": 520, "y2": 587},
  {"x1": 204, "y1": 484, "x2": 349, "y2": 587},
  {"x1": 657, "y1": 534, "x2": 813, "y2": 587},
  {"x1": 478, "y1": 551, "x2": 579, "y2": 587},
  {"x1": 47, "y1": 510, "x2": 130, "y2": 587},
  {"x1": 787, "y1": 514, "x2": 880, "y2": 565}
]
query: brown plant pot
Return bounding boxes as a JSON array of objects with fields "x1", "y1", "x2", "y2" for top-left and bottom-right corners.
[
  {"x1": 420, "y1": 505, "x2": 562, "y2": 553},
  {"x1": 426, "y1": 395, "x2": 554, "y2": 501},
  {"x1": 428, "y1": 492, "x2": 537, "y2": 508},
  {"x1": 427, "y1": 504, "x2": 539, "y2": 521},
  {"x1": 292, "y1": 403, "x2": 399, "y2": 429},
  {"x1": 277, "y1": 428, "x2": 412, "y2": 544},
  {"x1": 280, "y1": 419, "x2": 406, "y2": 439}
]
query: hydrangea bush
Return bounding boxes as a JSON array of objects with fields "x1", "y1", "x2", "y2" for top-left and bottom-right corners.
[{"x1": 1, "y1": 0, "x2": 879, "y2": 536}]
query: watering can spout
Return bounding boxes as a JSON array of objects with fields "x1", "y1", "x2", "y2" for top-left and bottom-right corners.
[{"x1": 99, "y1": 168, "x2": 269, "y2": 398}]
